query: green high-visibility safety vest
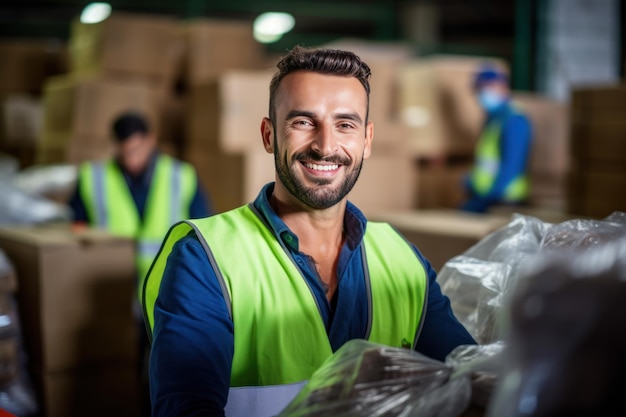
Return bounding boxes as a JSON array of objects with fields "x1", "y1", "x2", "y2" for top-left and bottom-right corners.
[
  {"x1": 470, "y1": 115, "x2": 529, "y2": 202},
  {"x1": 79, "y1": 154, "x2": 197, "y2": 292},
  {"x1": 143, "y1": 204, "x2": 428, "y2": 388}
]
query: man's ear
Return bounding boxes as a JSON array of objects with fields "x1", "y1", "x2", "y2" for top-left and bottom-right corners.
[{"x1": 261, "y1": 117, "x2": 274, "y2": 153}]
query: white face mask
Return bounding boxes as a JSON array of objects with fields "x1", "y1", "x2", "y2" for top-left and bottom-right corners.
[{"x1": 477, "y1": 90, "x2": 506, "y2": 112}]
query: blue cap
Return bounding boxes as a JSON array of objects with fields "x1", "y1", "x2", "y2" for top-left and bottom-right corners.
[{"x1": 474, "y1": 64, "x2": 508, "y2": 90}]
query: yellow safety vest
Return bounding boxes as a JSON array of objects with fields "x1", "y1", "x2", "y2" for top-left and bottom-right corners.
[
  {"x1": 470, "y1": 115, "x2": 529, "y2": 202},
  {"x1": 78, "y1": 154, "x2": 197, "y2": 292},
  {"x1": 143, "y1": 204, "x2": 428, "y2": 416}
]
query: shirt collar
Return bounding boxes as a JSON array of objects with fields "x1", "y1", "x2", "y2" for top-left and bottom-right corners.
[{"x1": 252, "y1": 182, "x2": 367, "y2": 251}]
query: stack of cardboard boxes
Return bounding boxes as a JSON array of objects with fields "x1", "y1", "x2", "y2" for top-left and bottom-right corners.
[
  {"x1": 0, "y1": 40, "x2": 67, "y2": 169},
  {"x1": 568, "y1": 84, "x2": 626, "y2": 218},
  {"x1": 0, "y1": 225, "x2": 138, "y2": 417},
  {"x1": 513, "y1": 93, "x2": 570, "y2": 210},
  {"x1": 37, "y1": 12, "x2": 184, "y2": 166}
]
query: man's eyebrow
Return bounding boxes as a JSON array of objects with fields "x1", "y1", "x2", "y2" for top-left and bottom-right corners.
[
  {"x1": 286, "y1": 110, "x2": 315, "y2": 120},
  {"x1": 334, "y1": 112, "x2": 363, "y2": 125}
]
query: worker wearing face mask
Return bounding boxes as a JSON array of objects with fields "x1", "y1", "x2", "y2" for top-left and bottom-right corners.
[{"x1": 461, "y1": 65, "x2": 533, "y2": 213}]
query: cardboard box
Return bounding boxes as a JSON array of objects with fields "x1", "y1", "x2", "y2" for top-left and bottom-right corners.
[
  {"x1": 69, "y1": 12, "x2": 183, "y2": 85},
  {"x1": 397, "y1": 55, "x2": 508, "y2": 158},
  {"x1": 571, "y1": 84, "x2": 626, "y2": 124},
  {"x1": 41, "y1": 74, "x2": 162, "y2": 142},
  {"x1": 186, "y1": 70, "x2": 273, "y2": 153},
  {"x1": 182, "y1": 18, "x2": 267, "y2": 85},
  {"x1": 349, "y1": 152, "x2": 417, "y2": 216},
  {"x1": 512, "y1": 93, "x2": 570, "y2": 179},
  {"x1": 369, "y1": 209, "x2": 512, "y2": 271},
  {"x1": 571, "y1": 122, "x2": 626, "y2": 163},
  {"x1": 567, "y1": 170, "x2": 626, "y2": 219},
  {"x1": 414, "y1": 158, "x2": 472, "y2": 209},
  {"x1": 184, "y1": 147, "x2": 274, "y2": 214},
  {"x1": 36, "y1": 364, "x2": 139, "y2": 417},
  {"x1": 0, "y1": 94, "x2": 43, "y2": 147},
  {"x1": 157, "y1": 95, "x2": 186, "y2": 159},
  {"x1": 0, "y1": 225, "x2": 137, "y2": 373},
  {"x1": 0, "y1": 41, "x2": 52, "y2": 95},
  {"x1": 36, "y1": 140, "x2": 114, "y2": 166}
]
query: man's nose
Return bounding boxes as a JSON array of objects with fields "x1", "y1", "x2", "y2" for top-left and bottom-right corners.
[{"x1": 311, "y1": 124, "x2": 338, "y2": 155}]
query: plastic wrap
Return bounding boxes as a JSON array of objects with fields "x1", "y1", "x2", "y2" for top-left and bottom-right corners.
[
  {"x1": 0, "y1": 156, "x2": 18, "y2": 179},
  {"x1": 11, "y1": 164, "x2": 77, "y2": 200},
  {"x1": 0, "y1": 157, "x2": 71, "y2": 226},
  {"x1": 278, "y1": 339, "x2": 504, "y2": 417},
  {"x1": 0, "y1": 182, "x2": 71, "y2": 226},
  {"x1": 0, "y1": 251, "x2": 37, "y2": 417},
  {"x1": 487, "y1": 237, "x2": 626, "y2": 417},
  {"x1": 437, "y1": 212, "x2": 626, "y2": 344}
]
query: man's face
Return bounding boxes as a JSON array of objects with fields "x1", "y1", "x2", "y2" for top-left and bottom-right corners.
[
  {"x1": 262, "y1": 71, "x2": 374, "y2": 210},
  {"x1": 116, "y1": 133, "x2": 156, "y2": 176},
  {"x1": 476, "y1": 80, "x2": 510, "y2": 112}
]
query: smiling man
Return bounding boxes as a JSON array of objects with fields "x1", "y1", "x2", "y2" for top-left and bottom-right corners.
[{"x1": 142, "y1": 46, "x2": 475, "y2": 417}]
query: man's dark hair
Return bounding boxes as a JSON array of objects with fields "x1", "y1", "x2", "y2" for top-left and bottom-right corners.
[
  {"x1": 112, "y1": 112, "x2": 150, "y2": 142},
  {"x1": 268, "y1": 45, "x2": 372, "y2": 124}
]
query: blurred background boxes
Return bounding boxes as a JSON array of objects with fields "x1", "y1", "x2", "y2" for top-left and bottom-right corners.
[
  {"x1": 37, "y1": 74, "x2": 163, "y2": 165},
  {"x1": 0, "y1": 225, "x2": 137, "y2": 373},
  {"x1": 512, "y1": 92, "x2": 570, "y2": 210},
  {"x1": 184, "y1": 149, "x2": 274, "y2": 214},
  {"x1": 397, "y1": 55, "x2": 509, "y2": 159},
  {"x1": 567, "y1": 84, "x2": 626, "y2": 218},
  {"x1": 69, "y1": 12, "x2": 183, "y2": 90},
  {"x1": 0, "y1": 41, "x2": 67, "y2": 96},
  {"x1": 186, "y1": 69, "x2": 273, "y2": 154},
  {"x1": 182, "y1": 18, "x2": 269, "y2": 86},
  {"x1": 0, "y1": 224, "x2": 139, "y2": 417},
  {"x1": 0, "y1": 95, "x2": 43, "y2": 148},
  {"x1": 348, "y1": 153, "x2": 417, "y2": 216},
  {"x1": 35, "y1": 363, "x2": 139, "y2": 417}
]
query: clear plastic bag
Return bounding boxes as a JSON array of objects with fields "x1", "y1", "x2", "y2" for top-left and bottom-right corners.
[
  {"x1": 11, "y1": 164, "x2": 77, "y2": 201},
  {"x1": 487, "y1": 237, "x2": 626, "y2": 417},
  {"x1": 278, "y1": 339, "x2": 505, "y2": 417},
  {"x1": 438, "y1": 212, "x2": 626, "y2": 345},
  {"x1": 0, "y1": 158, "x2": 72, "y2": 226}
]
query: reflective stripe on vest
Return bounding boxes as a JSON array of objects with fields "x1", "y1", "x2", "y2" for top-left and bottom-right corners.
[
  {"x1": 92, "y1": 162, "x2": 108, "y2": 229},
  {"x1": 143, "y1": 204, "x2": 428, "y2": 414},
  {"x1": 79, "y1": 155, "x2": 196, "y2": 288},
  {"x1": 470, "y1": 116, "x2": 529, "y2": 202}
]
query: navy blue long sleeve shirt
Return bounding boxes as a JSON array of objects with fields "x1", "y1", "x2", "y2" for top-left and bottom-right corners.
[{"x1": 149, "y1": 183, "x2": 476, "y2": 417}]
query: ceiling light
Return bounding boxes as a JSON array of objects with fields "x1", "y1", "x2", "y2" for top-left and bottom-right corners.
[
  {"x1": 80, "y1": 2, "x2": 112, "y2": 24},
  {"x1": 253, "y1": 12, "x2": 295, "y2": 44}
]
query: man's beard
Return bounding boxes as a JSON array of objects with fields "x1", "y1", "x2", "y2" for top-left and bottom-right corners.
[{"x1": 273, "y1": 134, "x2": 364, "y2": 210}]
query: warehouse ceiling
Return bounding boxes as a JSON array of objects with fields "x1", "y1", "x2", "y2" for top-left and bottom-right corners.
[{"x1": 0, "y1": 0, "x2": 518, "y2": 56}]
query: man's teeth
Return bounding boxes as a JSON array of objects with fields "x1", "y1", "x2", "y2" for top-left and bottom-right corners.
[{"x1": 304, "y1": 162, "x2": 339, "y2": 171}]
